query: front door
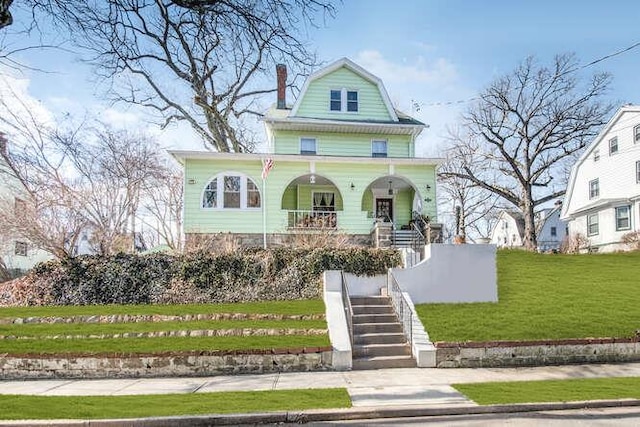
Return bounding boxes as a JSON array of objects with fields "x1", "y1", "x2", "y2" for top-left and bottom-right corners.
[{"x1": 375, "y1": 198, "x2": 393, "y2": 223}]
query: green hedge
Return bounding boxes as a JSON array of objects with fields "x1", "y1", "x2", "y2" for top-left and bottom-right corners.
[{"x1": 24, "y1": 248, "x2": 400, "y2": 306}]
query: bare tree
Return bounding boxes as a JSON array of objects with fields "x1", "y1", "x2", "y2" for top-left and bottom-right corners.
[
  {"x1": 438, "y1": 139, "x2": 503, "y2": 242},
  {"x1": 443, "y1": 54, "x2": 612, "y2": 250},
  {"x1": 140, "y1": 164, "x2": 184, "y2": 251},
  {"x1": 26, "y1": 0, "x2": 336, "y2": 152},
  {"x1": 0, "y1": 0, "x2": 12, "y2": 30},
  {"x1": 1, "y1": 82, "x2": 170, "y2": 256}
]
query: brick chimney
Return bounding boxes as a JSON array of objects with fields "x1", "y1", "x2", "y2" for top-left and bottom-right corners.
[
  {"x1": 276, "y1": 64, "x2": 287, "y2": 109},
  {"x1": 0, "y1": 132, "x2": 7, "y2": 158}
]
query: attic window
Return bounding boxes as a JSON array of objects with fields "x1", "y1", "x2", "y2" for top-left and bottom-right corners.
[
  {"x1": 329, "y1": 89, "x2": 358, "y2": 113},
  {"x1": 609, "y1": 137, "x2": 618, "y2": 155},
  {"x1": 330, "y1": 90, "x2": 341, "y2": 111},
  {"x1": 593, "y1": 149, "x2": 600, "y2": 162},
  {"x1": 347, "y1": 91, "x2": 358, "y2": 112}
]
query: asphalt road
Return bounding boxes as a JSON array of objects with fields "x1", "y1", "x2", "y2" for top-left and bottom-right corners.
[{"x1": 302, "y1": 407, "x2": 640, "y2": 426}]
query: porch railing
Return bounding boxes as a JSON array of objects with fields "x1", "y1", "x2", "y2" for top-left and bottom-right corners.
[
  {"x1": 387, "y1": 271, "x2": 413, "y2": 347},
  {"x1": 340, "y1": 271, "x2": 353, "y2": 345},
  {"x1": 287, "y1": 210, "x2": 337, "y2": 229}
]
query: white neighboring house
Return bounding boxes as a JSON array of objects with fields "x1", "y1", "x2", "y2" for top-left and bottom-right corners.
[
  {"x1": 561, "y1": 105, "x2": 640, "y2": 252},
  {"x1": 535, "y1": 201, "x2": 568, "y2": 252},
  {"x1": 0, "y1": 136, "x2": 51, "y2": 277},
  {"x1": 490, "y1": 202, "x2": 567, "y2": 251},
  {"x1": 490, "y1": 210, "x2": 525, "y2": 248}
]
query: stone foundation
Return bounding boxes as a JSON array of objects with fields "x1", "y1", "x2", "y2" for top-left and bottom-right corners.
[
  {"x1": 185, "y1": 232, "x2": 371, "y2": 249},
  {"x1": 0, "y1": 348, "x2": 333, "y2": 379},
  {"x1": 435, "y1": 337, "x2": 640, "y2": 368}
]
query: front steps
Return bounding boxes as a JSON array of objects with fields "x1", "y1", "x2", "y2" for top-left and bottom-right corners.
[{"x1": 350, "y1": 295, "x2": 415, "y2": 370}]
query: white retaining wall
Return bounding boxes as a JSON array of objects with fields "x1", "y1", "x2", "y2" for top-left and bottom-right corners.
[{"x1": 391, "y1": 243, "x2": 498, "y2": 304}]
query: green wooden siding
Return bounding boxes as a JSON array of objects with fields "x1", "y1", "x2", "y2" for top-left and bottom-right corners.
[
  {"x1": 361, "y1": 189, "x2": 373, "y2": 217},
  {"x1": 273, "y1": 130, "x2": 411, "y2": 157},
  {"x1": 183, "y1": 158, "x2": 437, "y2": 235},
  {"x1": 281, "y1": 186, "x2": 297, "y2": 210},
  {"x1": 295, "y1": 67, "x2": 392, "y2": 121}
]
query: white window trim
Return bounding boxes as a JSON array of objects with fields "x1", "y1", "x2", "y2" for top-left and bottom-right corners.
[
  {"x1": 328, "y1": 88, "x2": 359, "y2": 114},
  {"x1": 587, "y1": 213, "x2": 599, "y2": 236},
  {"x1": 588, "y1": 178, "x2": 599, "y2": 199},
  {"x1": 609, "y1": 137, "x2": 618, "y2": 155},
  {"x1": 201, "y1": 172, "x2": 261, "y2": 211},
  {"x1": 635, "y1": 124, "x2": 640, "y2": 144},
  {"x1": 615, "y1": 205, "x2": 631, "y2": 231},
  {"x1": 371, "y1": 139, "x2": 388, "y2": 158},
  {"x1": 299, "y1": 137, "x2": 317, "y2": 155},
  {"x1": 636, "y1": 160, "x2": 640, "y2": 183}
]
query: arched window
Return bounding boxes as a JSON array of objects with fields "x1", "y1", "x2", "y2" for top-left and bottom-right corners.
[{"x1": 202, "y1": 173, "x2": 261, "y2": 209}]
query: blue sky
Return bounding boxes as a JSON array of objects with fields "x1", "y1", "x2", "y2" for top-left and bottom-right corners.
[{"x1": 2, "y1": 0, "x2": 639, "y2": 156}]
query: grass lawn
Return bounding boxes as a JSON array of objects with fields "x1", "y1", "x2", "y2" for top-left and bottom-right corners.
[
  {"x1": 0, "y1": 388, "x2": 351, "y2": 420},
  {"x1": 0, "y1": 334, "x2": 330, "y2": 354},
  {"x1": 454, "y1": 377, "x2": 640, "y2": 405},
  {"x1": 0, "y1": 318, "x2": 327, "y2": 338},
  {"x1": 0, "y1": 300, "x2": 329, "y2": 355},
  {"x1": 0, "y1": 299, "x2": 325, "y2": 318},
  {"x1": 416, "y1": 250, "x2": 640, "y2": 342}
]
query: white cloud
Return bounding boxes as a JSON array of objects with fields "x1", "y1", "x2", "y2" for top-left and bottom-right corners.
[{"x1": 355, "y1": 50, "x2": 458, "y2": 86}]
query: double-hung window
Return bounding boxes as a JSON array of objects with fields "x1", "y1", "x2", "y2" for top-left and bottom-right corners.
[
  {"x1": 636, "y1": 160, "x2": 640, "y2": 183},
  {"x1": 300, "y1": 137, "x2": 317, "y2": 155},
  {"x1": 635, "y1": 125, "x2": 640, "y2": 144},
  {"x1": 346, "y1": 91, "x2": 358, "y2": 112},
  {"x1": 609, "y1": 137, "x2": 618, "y2": 155},
  {"x1": 593, "y1": 149, "x2": 600, "y2": 162},
  {"x1": 329, "y1": 89, "x2": 358, "y2": 112},
  {"x1": 589, "y1": 178, "x2": 599, "y2": 199},
  {"x1": 615, "y1": 205, "x2": 631, "y2": 231},
  {"x1": 330, "y1": 90, "x2": 341, "y2": 111},
  {"x1": 587, "y1": 213, "x2": 599, "y2": 236},
  {"x1": 550, "y1": 226, "x2": 557, "y2": 237},
  {"x1": 372, "y1": 139, "x2": 388, "y2": 158}
]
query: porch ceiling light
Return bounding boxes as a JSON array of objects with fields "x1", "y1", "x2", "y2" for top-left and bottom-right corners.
[
  {"x1": 310, "y1": 174, "x2": 316, "y2": 184},
  {"x1": 350, "y1": 182, "x2": 355, "y2": 190},
  {"x1": 388, "y1": 180, "x2": 393, "y2": 196}
]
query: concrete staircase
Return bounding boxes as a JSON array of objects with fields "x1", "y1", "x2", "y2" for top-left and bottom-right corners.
[{"x1": 350, "y1": 295, "x2": 416, "y2": 370}]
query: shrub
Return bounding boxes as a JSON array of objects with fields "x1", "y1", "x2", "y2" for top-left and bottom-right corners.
[
  {"x1": 4, "y1": 248, "x2": 401, "y2": 306},
  {"x1": 621, "y1": 231, "x2": 640, "y2": 251}
]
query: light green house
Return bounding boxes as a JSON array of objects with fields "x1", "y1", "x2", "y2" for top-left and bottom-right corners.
[{"x1": 171, "y1": 58, "x2": 441, "y2": 247}]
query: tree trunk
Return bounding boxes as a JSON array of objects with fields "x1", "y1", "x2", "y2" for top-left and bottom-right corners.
[{"x1": 522, "y1": 192, "x2": 537, "y2": 251}]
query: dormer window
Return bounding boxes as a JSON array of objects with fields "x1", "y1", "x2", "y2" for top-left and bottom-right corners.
[{"x1": 329, "y1": 89, "x2": 358, "y2": 113}]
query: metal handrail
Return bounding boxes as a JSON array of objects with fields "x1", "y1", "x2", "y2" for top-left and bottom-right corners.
[
  {"x1": 410, "y1": 222, "x2": 426, "y2": 252},
  {"x1": 340, "y1": 271, "x2": 354, "y2": 345},
  {"x1": 387, "y1": 272, "x2": 413, "y2": 347}
]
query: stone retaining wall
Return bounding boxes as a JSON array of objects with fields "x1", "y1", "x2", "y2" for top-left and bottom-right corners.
[
  {"x1": 435, "y1": 337, "x2": 640, "y2": 368},
  {"x1": 0, "y1": 347, "x2": 333, "y2": 379},
  {"x1": 1, "y1": 313, "x2": 325, "y2": 325}
]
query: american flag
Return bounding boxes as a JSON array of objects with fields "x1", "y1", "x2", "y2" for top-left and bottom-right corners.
[{"x1": 261, "y1": 157, "x2": 274, "y2": 180}]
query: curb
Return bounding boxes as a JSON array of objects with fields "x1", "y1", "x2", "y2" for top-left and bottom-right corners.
[{"x1": 1, "y1": 399, "x2": 640, "y2": 426}]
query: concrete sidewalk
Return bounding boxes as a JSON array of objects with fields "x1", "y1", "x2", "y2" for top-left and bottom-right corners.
[{"x1": 2, "y1": 362, "x2": 640, "y2": 409}]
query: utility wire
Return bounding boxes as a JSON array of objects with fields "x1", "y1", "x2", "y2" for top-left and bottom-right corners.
[{"x1": 413, "y1": 41, "x2": 640, "y2": 110}]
